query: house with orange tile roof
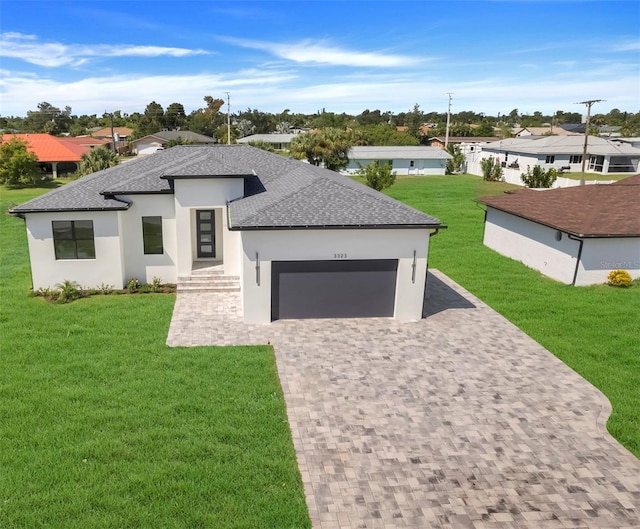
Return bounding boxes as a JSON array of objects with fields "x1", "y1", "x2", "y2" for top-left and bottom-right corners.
[{"x1": 1, "y1": 133, "x2": 108, "y2": 178}]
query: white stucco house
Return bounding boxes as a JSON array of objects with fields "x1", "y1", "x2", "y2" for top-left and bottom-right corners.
[
  {"x1": 11, "y1": 145, "x2": 445, "y2": 324},
  {"x1": 468, "y1": 135, "x2": 640, "y2": 178},
  {"x1": 478, "y1": 175, "x2": 640, "y2": 286},
  {"x1": 343, "y1": 146, "x2": 451, "y2": 176}
]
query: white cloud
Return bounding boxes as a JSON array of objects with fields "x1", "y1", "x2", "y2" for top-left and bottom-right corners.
[
  {"x1": 609, "y1": 40, "x2": 640, "y2": 52},
  {"x1": 0, "y1": 32, "x2": 210, "y2": 67},
  {"x1": 220, "y1": 37, "x2": 424, "y2": 67}
]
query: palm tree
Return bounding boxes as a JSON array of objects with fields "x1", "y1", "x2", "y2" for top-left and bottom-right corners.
[{"x1": 77, "y1": 146, "x2": 119, "y2": 176}]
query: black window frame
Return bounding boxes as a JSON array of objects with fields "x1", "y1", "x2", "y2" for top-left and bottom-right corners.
[
  {"x1": 545, "y1": 155, "x2": 555, "y2": 164},
  {"x1": 570, "y1": 155, "x2": 582, "y2": 164},
  {"x1": 142, "y1": 216, "x2": 164, "y2": 255},
  {"x1": 52, "y1": 220, "x2": 96, "y2": 260}
]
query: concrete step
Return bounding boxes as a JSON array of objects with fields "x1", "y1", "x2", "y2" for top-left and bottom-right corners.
[{"x1": 176, "y1": 272, "x2": 241, "y2": 293}]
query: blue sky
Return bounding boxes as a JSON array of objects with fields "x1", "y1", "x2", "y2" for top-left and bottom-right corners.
[{"x1": 1, "y1": 0, "x2": 638, "y2": 118}]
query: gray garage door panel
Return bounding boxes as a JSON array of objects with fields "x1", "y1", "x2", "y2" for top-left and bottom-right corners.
[{"x1": 272, "y1": 260, "x2": 397, "y2": 320}]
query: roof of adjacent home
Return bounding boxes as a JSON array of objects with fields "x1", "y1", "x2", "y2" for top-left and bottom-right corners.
[
  {"x1": 11, "y1": 145, "x2": 443, "y2": 230},
  {"x1": 1, "y1": 133, "x2": 93, "y2": 162},
  {"x1": 236, "y1": 133, "x2": 301, "y2": 144},
  {"x1": 482, "y1": 135, "x2": 640, "y2": 156},
  {"x1": 131, "y1": 130, "x2": 216, "y2": 144},
  {"x1": 348, "y1": 146, "x2": 452, "y2": 160},
  {"x1": 478, "y1": 175, "x2": 640, "y2": 237}
]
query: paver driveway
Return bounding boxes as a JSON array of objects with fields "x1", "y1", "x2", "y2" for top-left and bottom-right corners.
[{"x1": 167, "y1": 270, "x2": 640, "y2": 528}]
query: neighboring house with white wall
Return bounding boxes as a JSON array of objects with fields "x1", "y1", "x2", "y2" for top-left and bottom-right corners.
[
  {"x1": 236, "y1": 133, "x2": 302, "y2": 150},
  {"x1": 344, "y1": 146, "x2": 451, "y2": 176},
  {"x1": 467, "y1": 135, "x2": 640, "y2": 179},
  {"x1": 11, "y1": 145, "x2": 445, "y2": 324},
  {"x1": 478, "y1": 175, "x2": 640, "y2": 285}
]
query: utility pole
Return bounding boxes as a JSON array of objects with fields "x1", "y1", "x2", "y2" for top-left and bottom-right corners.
[
  {"x1": 445, "y1": 93, "x2": 453, "y2": 149},
  {"x1": 225, "y1": 92, "x2": 231, "y2": 145},
  {"x1": 576, "y1": 99, "x2": 604, "y2": 186}
]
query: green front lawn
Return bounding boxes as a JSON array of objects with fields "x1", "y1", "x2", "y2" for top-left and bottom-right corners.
[
  {"x1": 0, "y1": 187, "x2": 310, "y2": 528},
  {"x1": 559, "y1": 171, "x2": 630, "y2": 181},
  {"x1": 387, "y1": 174, "x2": 640, "y2": 458}
]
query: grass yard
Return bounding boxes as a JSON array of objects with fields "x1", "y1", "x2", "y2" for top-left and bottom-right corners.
[
  {"x1": 559, "y1": 171, "x2": 629, "y2": 181},
  {"x1": 386, "y1": 174, "x2": 640, "y2": 458},
  {"x1": 0, "y1": 188, "x2": 310, "y2": 528}
]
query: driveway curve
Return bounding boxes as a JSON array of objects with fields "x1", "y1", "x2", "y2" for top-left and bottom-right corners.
[{"x1": 167, "y1": 270, "x2": 640, "y2": 528}]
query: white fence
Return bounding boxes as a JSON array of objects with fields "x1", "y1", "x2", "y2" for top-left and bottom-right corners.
[{"x1": 498, "y1": 167, "x2": 615, "y2": 188}]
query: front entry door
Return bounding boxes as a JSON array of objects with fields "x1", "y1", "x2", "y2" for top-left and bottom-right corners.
[{"x1": 196, "y1": 210, "x2": 216, "y2": 258}]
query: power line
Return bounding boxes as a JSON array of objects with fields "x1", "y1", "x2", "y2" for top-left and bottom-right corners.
[{"x1": 445, "y1": 93, "x2": 453, "y2": 149}]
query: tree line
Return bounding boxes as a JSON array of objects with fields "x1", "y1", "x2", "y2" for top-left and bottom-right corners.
[{"x1": 2, "y1": 98, "x2": 639, "y2": 141}]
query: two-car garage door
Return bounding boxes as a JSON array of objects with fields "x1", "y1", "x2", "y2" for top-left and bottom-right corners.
[{"x1": 271, "y1": 260, "x2": 397, "y2": 320}]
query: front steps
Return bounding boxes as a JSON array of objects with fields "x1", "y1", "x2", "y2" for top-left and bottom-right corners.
[{"x1": 177, "y1": 265, "x2": 240, "y2": 293}]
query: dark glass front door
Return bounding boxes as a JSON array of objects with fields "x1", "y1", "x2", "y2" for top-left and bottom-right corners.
[{"x1": 196, "y1": 210, "x2": 215, "y2": 258}]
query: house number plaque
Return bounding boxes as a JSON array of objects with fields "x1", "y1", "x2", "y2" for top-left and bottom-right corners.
[{"x1": 333, "y1": 253, "x2": 348, "y2": 259}]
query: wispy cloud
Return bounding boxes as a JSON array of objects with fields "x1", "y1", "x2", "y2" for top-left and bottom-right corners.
[
  {"x1": 220, "y1": 37, "x2": 425, "y2": 67},
  {"x1": 609, "y1": 39, "x2": 640, "y2": 52},
  {"x1": 0, "y1": 32, "x2": 210, "y2": 67}
]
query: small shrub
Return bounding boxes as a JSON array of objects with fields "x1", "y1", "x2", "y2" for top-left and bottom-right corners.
[
  {"x1": 126, "y1": 278, "x2": 140, "y2": 293},
  {"x1": 99, "y1": 283, "x2": 114, "y2": 295},
  {"x1": 139, "y1": 283, "x2": 151, "y2": 294},
  {"x1": 607, "y1": 269, "x2": 632, "y2": 287},
  {"x1": 521, "y1": 165, "x2": 557, "y2": 188},
  {"x1": 151, "y1": 276, "x2": 162, "y2": 293},
  {"x1": 481, "y1": 157, "x2": 503, "y2": 181},
  {"x1": 56, "y1": 280, "x2": 82, "y2": 303}
]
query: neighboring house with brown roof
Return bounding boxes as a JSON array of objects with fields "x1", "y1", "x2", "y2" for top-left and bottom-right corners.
[
  {"x1": 90, "y1": 126, "x2": 134, "y2": 154},
  {"x1": 1, "y1": 133, "x2": 108, "y2": 178},
  {"x1": 478, "y1": 175, "x2": 640, "y2": 285}
]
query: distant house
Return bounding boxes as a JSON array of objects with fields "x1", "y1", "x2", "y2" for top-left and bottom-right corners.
[
  {"x1": 1, "y1": 133, "x2": 109, "y2": 178},
  {"x1": 236, "y1": 133, "x2": 302, "y2": 150},
  {"x1": 132, "y1": 131, "x2": 216, "y2": 155},
  {"x1": 469, "y1": 135, "x2": 640, "y2": 176},
  {"x1": 91, "y1": 126, "x2": 134, "y2": 154},
  {"x1": 478, "y1": 175, "x2": 640, "y2": 285},
  {"x1": 513, "y1": 126, "x2": 582, "y2": 137},
  {"x1": 344, "y1": 146, "x2": 451, "y2": 176}
]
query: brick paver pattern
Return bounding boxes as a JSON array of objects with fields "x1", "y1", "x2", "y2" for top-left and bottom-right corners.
[{"x1": 167, "y1": 270, "x2": 640, "y2": 529}]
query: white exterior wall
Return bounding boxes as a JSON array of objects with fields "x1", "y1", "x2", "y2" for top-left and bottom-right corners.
[
  {"x1": 118, "y1": 194, "x2": 178, "y2": 284},
  {"x1": 173, "y1": 178, "x2": 244, "y2": 276},
  {"x1": 484, "y1": 208, "x2": 581, "y2": 284},
  {"x1": 575, "y1": 238, "x2": 640, "y2": 286},
  {"x1": 240, "y1": 228, "x2": 432, "y2": 324},
  {"x1": 24, "y1": 210, "x2": 124, "y2": 290},
  {"x1": 345, "y1": 158, "x2": 446, "y2": 176}
]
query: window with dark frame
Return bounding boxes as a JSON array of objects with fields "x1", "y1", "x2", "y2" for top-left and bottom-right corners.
[
  {"x1": 570, "y1": 155, "x2": 582, "y2": 164},
  {"x1": 142, "y1": 216, "x2": 163, "y2": 255},
  {"x1": 52, "y1": 220, "x2": 96, "y2": 259},
  {"x1": 545, "y1": 155, "x2": 555, "y2": 164}
]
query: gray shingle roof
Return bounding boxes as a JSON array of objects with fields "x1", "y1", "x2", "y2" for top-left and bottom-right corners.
[
  {"x1": 11, "y1": 145, "x2": 442, "y2": 229},
  {"x1": 482, "y1": 135, "x2": 640, "y2": 156},
  {"x1": 349, "y1": 146, "x2": 452, "y2": 160}
]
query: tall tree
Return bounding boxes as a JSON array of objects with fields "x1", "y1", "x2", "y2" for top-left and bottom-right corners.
[
  {"x1": 0, "y1": 137, "x2": 41, "y2": 186},
  {"x1": 405, "y1": 103, "x2": 424, "y2": 138},
  {"x1": 135, "y1": 101, "x2": 166, "y2": 137},
  {"x1": 23, "y1": 102, "x2": 72, "y2": 134},
  {"x1": 76, "y1": 146, "x2": 119, "y2": 176},
  {"x1": 165, "y1": 103, "x2": 187, "y2": 129}
]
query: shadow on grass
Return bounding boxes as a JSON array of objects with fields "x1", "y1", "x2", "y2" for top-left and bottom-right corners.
[{"x1": 422, "y1": 270, "x2": 476, "y2": 318}]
